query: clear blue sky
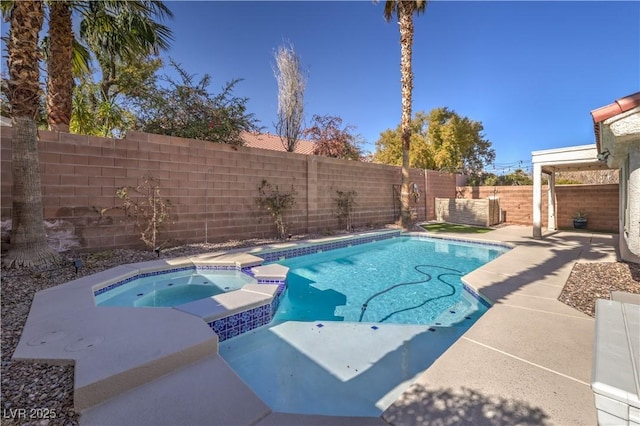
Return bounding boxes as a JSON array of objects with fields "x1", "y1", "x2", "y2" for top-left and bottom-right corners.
[
  {"x1": 3, "y1": 1, "x2": 638, "y2": 173},
  {"x1": 160, "y1": 1, "x2": 639, "y2": 173}
]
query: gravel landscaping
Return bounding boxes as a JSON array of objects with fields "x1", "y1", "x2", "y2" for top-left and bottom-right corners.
[
  {"x1": 1, "y1": 237, "x2": 303, "y2": 426},
  {"x1": 1, "y1": 234, "x2": 639, "y2": 426},
  {"x1": 559, "y1": 260, "x2": 640, "y2": 317}
]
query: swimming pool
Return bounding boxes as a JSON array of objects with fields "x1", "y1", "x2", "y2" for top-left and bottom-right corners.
[
  {"x1": 220, "y1": 235, "x2": 509, "y2": 416},
  {"x1": 272, "y1": 236, "x2": 504, "y2": 325},
  {"x1": 95, "y1": 268, "x2": 257, "y2": 307}
]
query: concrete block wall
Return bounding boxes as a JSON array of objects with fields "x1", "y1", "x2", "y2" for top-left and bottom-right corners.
[
  {"x1": 460, "y1": 186, "x2": 546, "y2": 226},
  {"x1": 1, "y1": 128, "x2": 450, "y2": 251},
  {"x1": 459, "y1": 184, "x2": 619, "y2": 232},
  {"x1": 425, "y1": 170, "x2": 457, "y2": 221},
  {"x1": 313, "y1": 156, "x2": 426, "y2": 232},
  {"x1": 555, "y1": 184, "x2": 619, "y2": 232}
]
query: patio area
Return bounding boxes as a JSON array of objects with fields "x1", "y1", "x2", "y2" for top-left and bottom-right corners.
[
  {"x1": 1, "y1": 224, "x2": 627, "y2": 425},
  {"x1": 382, "y1": 225, "x2": 619, "y2": 426},
  {"x1": 70, "y1": 225, "x2": 619, "y2": 425}
]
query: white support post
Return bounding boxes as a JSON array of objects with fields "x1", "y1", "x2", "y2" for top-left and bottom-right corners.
[
  {"x1": 533, "y1": 163, "x2": 542, "y2": 238},
  {"x1": 548, "y1": 172, "x2": 556, "y2": 231}
]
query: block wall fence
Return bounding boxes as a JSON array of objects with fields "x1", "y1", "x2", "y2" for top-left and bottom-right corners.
[
  {"x1": 1, "y1": 127, "x2": 619, "y2": 252},
  {"x1": 0, "y1": 128, "x2": 456, "y2": 251},
  {"x1": 459, "y1": 184, "x2": 619, "y2": 232}
]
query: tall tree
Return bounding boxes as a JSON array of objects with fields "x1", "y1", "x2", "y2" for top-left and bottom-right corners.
[
  {"x1": 70, "y1": 56, "x2": 161, "y2": 138},
  {"x1": 133, "y1": 60, "x2": 260, "y2": 144},
  {"x1": 382, "y1": 0, "x2": 427, "y2": 229},
  {"x1": 304, "y1": 114, "x2": 362, "y2": 160},
  {"x1": 78, "y1": 1, "x2": 173, "y2": 104},
  {"x1": 46, "y1": 1, "x2": 74, "y2": 132},
  {"x1": 44, "y1": 0, "x2": 172, "y2": 132},
  {"x1": 373, "y1": 108, "x2": 495, "y2": 174},
  {"x1": 273, "y1": 42, "x2": 306, "y2": 152},
  {"x1": 4, "y1": 0, "x2": 60, "y2": 267}
]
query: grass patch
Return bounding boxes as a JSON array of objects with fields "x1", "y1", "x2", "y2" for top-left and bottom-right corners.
[{"x1": 421, "y1": 222, "x2": 493, "y2": 234}]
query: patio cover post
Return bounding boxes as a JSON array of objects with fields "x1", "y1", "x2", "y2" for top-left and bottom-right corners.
[
  {"x1": 533, "y1": 163, "x2": 542, "y2": 238},
  {"x1": 548, "y1": 172, "x2": 556, "y2": 231}
]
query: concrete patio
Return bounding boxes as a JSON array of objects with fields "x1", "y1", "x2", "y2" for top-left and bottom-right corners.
[
  {"x1": 43, "y1": 225, "x2": 618, "y2": 425},
  {"x1": 383, "y1": 225, "x2": 618, "y2": 426}
]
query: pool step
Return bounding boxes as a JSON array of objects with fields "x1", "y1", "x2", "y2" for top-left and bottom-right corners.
[{"x1": 79, "y1": 354, "x2": 271, "y2": 426}]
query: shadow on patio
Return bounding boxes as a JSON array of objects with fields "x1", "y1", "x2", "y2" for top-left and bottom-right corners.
[{"x1": 383, "y1": 384, "x2": 550, "y2": 426}]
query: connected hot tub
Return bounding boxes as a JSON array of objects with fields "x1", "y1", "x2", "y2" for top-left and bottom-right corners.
[{"x1": 94, "y1": 267, "x2": 258, "y2": 308}]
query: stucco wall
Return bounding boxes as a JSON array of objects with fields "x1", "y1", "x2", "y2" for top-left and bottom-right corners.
[
  {"x1": 626, "y1": 146, "x2": 640, "y2": 256},
  {"x1": 1, "y1": 128, "x2": 455, "y2": 251},
  {"x1": 434, "y1": 198, "x2": 500, "y2": 227}
]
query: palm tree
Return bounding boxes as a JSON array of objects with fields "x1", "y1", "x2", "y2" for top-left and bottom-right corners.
[
  {"x1": 46, "y1": 1, "x2": 74, "y2": 132},
  {"x1": 382, "y1": 0, "x2": 428, "y2": 229},
  {"x1": 45, "y1": 0, "x2": 172, "y2": 132},
  {"x1": 78, "y1": 1, "x2": 173, "y2": 104},
  {"x1": 4, "y1": 0, "x2": 60, "y2": 267}
]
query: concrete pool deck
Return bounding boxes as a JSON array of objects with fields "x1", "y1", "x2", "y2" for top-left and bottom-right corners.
[
  {"x1": 382, "y1": 225, "x2": 618, "y2": 426},
  {"x1": 16, "y1": 225, "x2": 618, "y2": 425}
]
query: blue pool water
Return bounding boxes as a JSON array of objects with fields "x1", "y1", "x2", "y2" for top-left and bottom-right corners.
[
  {"x1": 219, "y1": 235, "x2": 509, "y2": 417},
  {"x1": 95, "y1": 268, "x2": 256, "y2": 307},
  {"x1": 273, "y1": 236, "x2": 506, "y2": 325}
]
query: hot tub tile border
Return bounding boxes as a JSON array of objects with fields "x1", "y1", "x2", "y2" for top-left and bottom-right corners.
[
  {"x1": 93, "y1": 265, "x2": 256, "y2": 297},
  {"x1": 208, "y1": 303, "x2": 273, "y2": 342}
]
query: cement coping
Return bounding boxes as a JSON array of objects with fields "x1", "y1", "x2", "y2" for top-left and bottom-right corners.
[
  {"x1": 12, "y1": 230, "x2": 401, "y2": 415},
  {"x1": 12, "y1": 251, "x2": 289, "y2": 411},
  {"x1": 13, "y1": 226, "x2": 620, "y2": 424}
]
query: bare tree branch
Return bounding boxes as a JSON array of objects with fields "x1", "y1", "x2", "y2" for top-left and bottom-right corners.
[{"x1": 273, "y1": 41, "x2": 306, "y2": 152}]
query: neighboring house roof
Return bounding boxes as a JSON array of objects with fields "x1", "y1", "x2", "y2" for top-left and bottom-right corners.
[
  {"x1": 591, "y1": 92, "x2": 640, "y2": 148},
  {"x1": 242, "y1": 131, "x2": 316, "y2": 155}
]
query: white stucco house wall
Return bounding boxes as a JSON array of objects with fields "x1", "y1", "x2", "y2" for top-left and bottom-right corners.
[{"x1": 591, "y1": 92, "x2": 640, "y2": 263}]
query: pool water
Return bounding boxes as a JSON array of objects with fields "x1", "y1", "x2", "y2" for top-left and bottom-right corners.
[
  {"x1": 220, "y1": 236, "x2": 508, "y2": 417},
  {"x1": 95, "y1": 269, "x2": 256, "y2": 307},
  {"x1": 273, "y1": 237, "x2": 505, "y2": 325}
]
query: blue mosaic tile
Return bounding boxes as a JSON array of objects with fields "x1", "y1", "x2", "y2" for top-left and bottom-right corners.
[
  {"x1": 316, "y1": 323, "x2": 324, "y2": 328},
  {"x1": 371, "y1": 325, "x2": 379, "y2": 330},
  {"x1": 462, "y1": 283, "x2": 492, "y2": 308},
  {"x1": 257, "y1": 231, "x2": 400, "y2": 263},
  {"x1": 411, "y1": 234, "x2": 511, "y2": 250},
  {"x1": 97, "y1": 264, "x2": 263, "y2": 297},
  {"x1": 212, "y1": 321, "x2": 222, "y2": 332}
]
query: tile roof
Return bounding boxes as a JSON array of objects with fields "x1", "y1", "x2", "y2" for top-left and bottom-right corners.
[
  {"x1": 242, "y1": 131, "x2": 316, "y2": 155},
  {"x1": 591, "y1": 92, "x2": 640, "y2": 148}
]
